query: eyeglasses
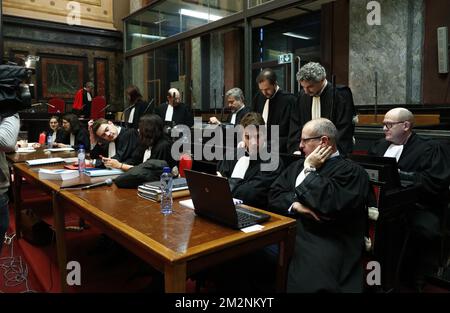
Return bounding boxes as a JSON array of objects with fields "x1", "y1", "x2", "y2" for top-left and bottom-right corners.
[
  {"x1": 382, "y1": 121, "x2": 405, "y2": 129},
  {"x1": 300, "y1": 135, "x2": 322, "y2": 143}
]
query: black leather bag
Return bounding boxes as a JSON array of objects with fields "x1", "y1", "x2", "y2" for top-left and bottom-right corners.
[
  {"x1": 20, "y1": 209, "x2": 54, "y2": 246},
  {"x1": 114, "y1": 159, "x2": 168, "y2": 188}
]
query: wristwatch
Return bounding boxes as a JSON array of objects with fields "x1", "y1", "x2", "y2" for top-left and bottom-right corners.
[{"x1": 304, "y1": 166, "x2": 316, "y2": 174}]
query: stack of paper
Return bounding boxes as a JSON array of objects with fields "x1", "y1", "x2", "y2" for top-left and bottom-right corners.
[
  {"x1": 138, "y1": 178, "x2": 189, "y2": 202},
  {"x1": 38, "y1": 169, "x2": 79, "y2": 181},
  {"x1": 26, "y1": 157, "x2": 64, "y2": 166}
]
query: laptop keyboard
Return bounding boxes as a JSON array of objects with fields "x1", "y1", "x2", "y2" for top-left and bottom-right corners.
[{"x1": 235, "y1": 206, "x2": 268, "y2": 228}]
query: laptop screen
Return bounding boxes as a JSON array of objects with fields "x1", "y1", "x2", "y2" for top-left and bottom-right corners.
[
  {"x1": 348, "y1": 155, "x2": 401, "y2": 190},
  {"x1": 185, "y1": 170, "x2": 239, "y2": 228}
]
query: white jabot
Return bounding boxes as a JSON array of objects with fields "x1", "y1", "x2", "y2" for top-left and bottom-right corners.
[
  {"x1": 128, "y1": 107, "x2": 135, "y2": 123},
  {"x1": 165, "y1": 104, "x2": 174, "y2": 122},
  {"x1": 310, "y1": 80, "x2": 327, "y2": 120},
  {"x1": 87, "y1": 92, "x2": 92, "y2": 102},
  {"x1": 70, "y1": 134, "x2": 75, "y2": 146},
  {"x1": 230, "y1": 105, "x2": 245, "y2": 125},
  {"x1": 143, "y1": 148, "x2": 152, "y2": 163},
  {"x1": 262, "y1": 86, "x2": 280, "y2": 125},
  {"x1": 384, "y1": 144, "x2": 404, "y2": 162},
  {"x1": 230, "y1": 113, "x2": 237, "y2": 125},
  {"x1": 311, "y1": 96, "x2": 321, "y2": 120},
  {"x1": 262, "y1": 98, "x2": 269, "y2": 125},
  {"x1": 108, "y1": 142, "x2": 116, "y2": 158},
  {"x1": 295, "y1": 169, "x2": 307, "y2": 188},
  {"x1": 231, "y1": 156, "x2": 250, "y2": 179}
]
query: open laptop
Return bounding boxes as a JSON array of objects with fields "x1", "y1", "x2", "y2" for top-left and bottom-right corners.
[{"x1": 184, "y1": 169, "x2": 271, "y2": 229}]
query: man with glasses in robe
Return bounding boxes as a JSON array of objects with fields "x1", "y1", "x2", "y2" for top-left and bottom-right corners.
[{"x1": 369, "y1": 107, "x2": 450, "y2": 290}]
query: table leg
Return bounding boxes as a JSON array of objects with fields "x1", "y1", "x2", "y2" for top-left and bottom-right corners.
[
  {"x1": 164, "y1": 263, "x2": 187, "y2": 293},
  {"x1": 275, "y1": 226, "x2": 296, "y2": 292},
  {"x1": 53, "y1": 192, "x2": 67, "y2": 293},
  {"x1": 12, "y1": 168, "x2": 23, "y2": 238}
]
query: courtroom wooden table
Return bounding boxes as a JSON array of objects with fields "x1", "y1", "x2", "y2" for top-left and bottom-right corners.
[
  {"x1": 11, "y1": 161, "x2": 296, "y2": 293},
  {"x1": 6, "y1": 147, "x2": 77, "y2": 164},
  {"x1": 57, "y1": 186, "x2": 296, "y2": 293},
  {"x1": 7, "y1": 148, "x2": 78, "y2": 240},
  {"x1": 11, "y1": 162, "x2": 118, "y2": 292}
]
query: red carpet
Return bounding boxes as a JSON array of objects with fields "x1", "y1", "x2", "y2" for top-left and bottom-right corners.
[{"x1": 1, "y1": 179, "x2": 201, "y2": 293}]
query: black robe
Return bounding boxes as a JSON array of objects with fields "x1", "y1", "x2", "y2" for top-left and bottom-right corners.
[
  {"x1": 155, "y1": 102, "x2": 194, "y2": 127},
  {"x1": 126, "y1": 136, "x2": 176, "y2": 169},
  {"x1": 269, "y1": 156, "x2": 370, "y2": 292},
  {"x1": 82, "y1": 90, "x2": 92, "y2": 118},
  {"x1": 217, "y1": 153, "x2": 283, "y2": 209},
  {"x1": 226, "y1": 106, "x2": 251, "y2": 125},
  {"x1": 369, "y1": 133, "x2": 450, "y2": 238},
  {"x1": 90, "y1": 127, "x2": 139, "y2": 164},
  {"x1": 252, "y1": 89, "x2": 296, "y2": 153},
  {"x1": 288, "y1": 83, "x2": 355, "y2": 155},
  {"x1": 60, "y1": 128, "x2": 90, "y2": 152},
  {"x1": 45, "y1": 128, "x2": 65, "y2": 144},
  {"x1": 124, "y1": 99, "x2": 149, "y2": 129}
]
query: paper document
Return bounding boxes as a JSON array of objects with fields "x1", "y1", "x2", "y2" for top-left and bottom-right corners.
[
  {"x1": 179, "y1": 198, "x2": 243, "y2": 210},
  {"x1": 16, "y1": 147, "x2": 36, "y2": 153},
  {"x1": 26, "y1": 157, "x2": 64, "y2": 166},
  {"x1": 44, "y1": 147, "x2": 75, "y2": 152}
]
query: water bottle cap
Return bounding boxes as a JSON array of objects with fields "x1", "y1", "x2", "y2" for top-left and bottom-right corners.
[
  {"x1": 163, "y1": 166, "x2": 171, "y2": 173},
  {"x1": 79, "y1": 144, "x2": 84, "y2": 149}
]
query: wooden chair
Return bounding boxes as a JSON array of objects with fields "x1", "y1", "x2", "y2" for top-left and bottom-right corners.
[{"x1": 91, "y1": 96, "x2": 106, "y2": 119}]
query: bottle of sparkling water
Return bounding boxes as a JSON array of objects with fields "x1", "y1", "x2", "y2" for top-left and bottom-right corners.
[{"x1": 160, "y1": 167, "x2": 173, "y2": 215}]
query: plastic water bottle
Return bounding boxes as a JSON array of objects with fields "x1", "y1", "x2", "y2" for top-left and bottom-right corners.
[
  {"x1": 78, "y1": 145, "x2": 86, "y2": 173},
  {"x1": 160, "y1": 167, "x2": 173, "y2": 215},
  {"x1": 47, "y1": 134, "x2": 53, "y2": 148}
]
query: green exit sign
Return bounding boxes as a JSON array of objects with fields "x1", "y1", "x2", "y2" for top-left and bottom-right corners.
[{"x1": 278, "y1": 53, "x2": 293, "y2": 64}]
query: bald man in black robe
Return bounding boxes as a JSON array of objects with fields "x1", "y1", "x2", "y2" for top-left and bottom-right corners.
[
  {"x1": 269, "y1": 118, "x2": 370, "y2": 292},
  {"x1": 369, "y1": 107, "x2": 450, "y2": 288}
]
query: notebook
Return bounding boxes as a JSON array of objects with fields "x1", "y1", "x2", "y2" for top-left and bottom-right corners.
[
  {"x1": 83, "y1": 168, "x2": 123, "y2": 177},
  {"x1": 184, "y1": 170, "x2": 270, "y2": 229}
]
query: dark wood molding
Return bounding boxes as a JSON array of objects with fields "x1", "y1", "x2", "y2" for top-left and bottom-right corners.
[
  {"x1": 3, "y1": 15, "x2": 122, "y2": 51},
  {"x1": 94, "y1": 57, "x2": 109, "y2": 103},
  {"x1": 422, "y1": 0, "x2": 450, "y2": 105},
  {"x1": 321, "y1": 0, "x2": 349, "y2": 85}
]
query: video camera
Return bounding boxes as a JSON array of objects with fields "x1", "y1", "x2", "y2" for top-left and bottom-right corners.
[{"x1": 0, "y1": 56, "x2": 38, "y2": 117}]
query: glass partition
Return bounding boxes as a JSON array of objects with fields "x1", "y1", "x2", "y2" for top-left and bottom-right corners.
[
  {"x1": 127, "y1": 25, "x2": 244, "y2": 116},
  {"x1": 125, "y1": 0, "x2": 244, "y2": 52},
  {"x1": 248, "y1": 0, "x2": 273, "y2": 8},
  {"x1": 251, "y1": 8, "x2": 321, "y2": 96}
]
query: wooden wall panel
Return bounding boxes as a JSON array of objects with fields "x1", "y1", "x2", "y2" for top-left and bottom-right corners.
[{"x1": 423, "y1": 0, "x2": 450, "y2": 105}]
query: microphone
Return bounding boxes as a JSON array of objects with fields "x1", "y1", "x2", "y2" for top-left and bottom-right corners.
[
  {"x1": 81, "y1": 178, "x2": 113, "y2": 190},
  {"x1": 143, "y1": 98, "x2": 154, "y2": 114},
  {"x1": 100, "y1": 104, "x2": 112, "y2": 113}
]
